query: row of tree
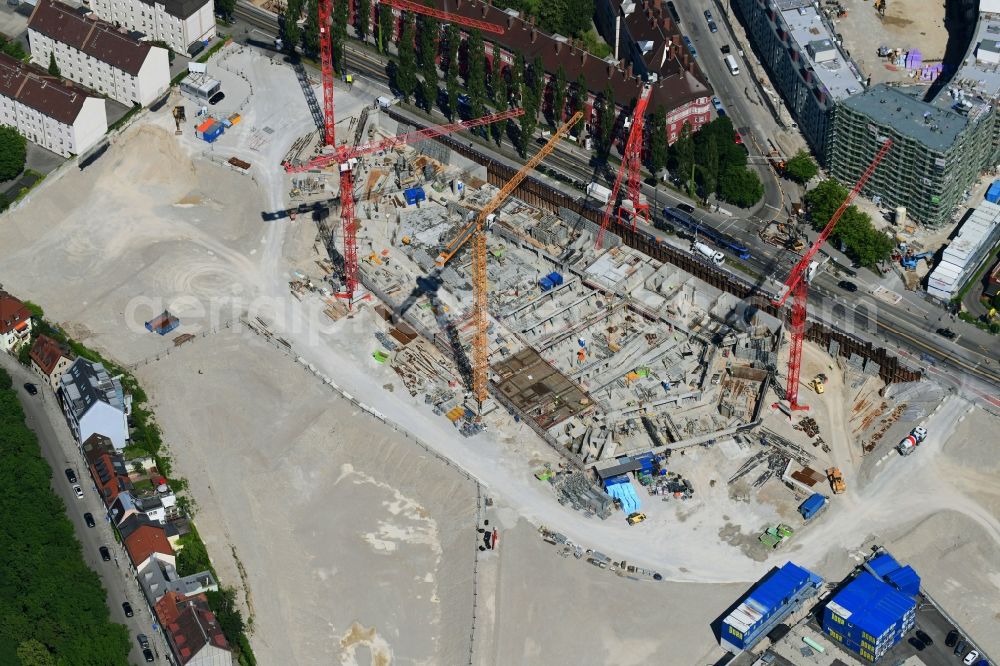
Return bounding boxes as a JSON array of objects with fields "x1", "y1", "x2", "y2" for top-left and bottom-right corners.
[
  {"x1": 804, "y1": 179, "x2": 894, "y2": 268},
  {"x1": 282, "y1": 0, "x2": 349, "y2": 68},
  {"x1": 0, "y1": 369, "x2": 132, "y2": 665}
]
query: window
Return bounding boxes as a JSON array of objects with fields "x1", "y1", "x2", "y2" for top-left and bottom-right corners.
[
  {"x1": 829, "y1": 613, "x2": 845, "y2": 626},
  {"x1": 827, "y1": 628, "x2": 842, "y2": 642}
]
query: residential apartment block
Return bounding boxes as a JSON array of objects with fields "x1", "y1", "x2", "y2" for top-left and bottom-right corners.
[
  {"x1": 829, "y1": 85, "x2": 995, "y2": 227},
  {"x1": 365, "y1": 0, "x2": 712, "y2": 146},
  {"x1": 58, "y1": 357, "x2": 130, "y2": 449},
  {"x1": 0, "y1": 291, "x2": 32, "y2": 353},
  {"x1": 88, "y1": 0, "x2": 215, "y2": 54},
  {"x1": 28, "y1": 0, "x2": 170, "y2": 107},
  {"x1": 155, "y1": 592, "x2": 232, "y2": 666},
  {"x1": 0, "y1": 52, "x2": 106, "y2": 157},
  {"x1": 732, "y1": 0, "x2": 863, "y2": 161}
]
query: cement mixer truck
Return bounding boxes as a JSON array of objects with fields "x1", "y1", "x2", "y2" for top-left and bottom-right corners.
[{"x1": 896, "y1": 426, "x2": 928, "y2": 456}]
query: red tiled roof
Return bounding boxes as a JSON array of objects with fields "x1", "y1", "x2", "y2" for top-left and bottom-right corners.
[
  {"x1": 29, "y1": 0, "x2": 154, "y2": 76},
  {"x1": 29, "y1": 334, "x2": 69, "y2": 376},
  {"x1": 124, "y1": 523, "x2": 174, "y2": 567},
  {"x1": 430, "y1": 0, "x2": 709, "y2": 111},
  {"x1": 0, "y1": 52, "x2": 89, "y2": 125},
  {"x1": 0, "y1": 291, "x2": 31, "y2": 335},
  {"x1": 155, "y1": 592, "x2": 231, "y2": 665}
]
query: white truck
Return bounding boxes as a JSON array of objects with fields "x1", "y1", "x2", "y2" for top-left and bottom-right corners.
[
  {"x1": 693, "y1": 241, "x2": 725, "y2": 266},
  {"x1": 586, "y1": 182, "x2": 613, "y2": 204},
  {"x1": 896, "y1": 426, "x2": 928, "y2": 456}
]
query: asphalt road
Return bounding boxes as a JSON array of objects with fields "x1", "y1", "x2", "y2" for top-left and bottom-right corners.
[
  {"x1": 229, "y1": 2, "x2": 1000, "y2": 404},
  {"x1": 0, "y1": 355, "x2": 169, "y2": 665}
]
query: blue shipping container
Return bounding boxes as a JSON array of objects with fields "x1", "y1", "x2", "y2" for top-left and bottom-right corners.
[
  {"x1": 539, "y1": 277, "x2": 554, "y2": 291},
  {"x1": 547, "y1": 272, "x2": 564, "y2": 286},
  {"x1": 884, "y1": 565, "x2": 920, "y2": 596},
  {"x1": 720, "y1": 562, "x2": 823, "y2": 653},
  {"x1": 799, "y1": 493, "x2": 827, "y2": 520},
  {"x1": 403, "y1": 186, "x2": 426, "y2": 206},
  {"x1": 203, "y1": 125, "x2": 224, "y2": 143},
  {"x1": 865, "y1": 553, "x2": 901, "y2": 579}
]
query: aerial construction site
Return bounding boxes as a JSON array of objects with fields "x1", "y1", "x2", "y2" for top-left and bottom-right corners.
[{"x1": 1, "y1": 14, "x2": 999, "y2": 666}]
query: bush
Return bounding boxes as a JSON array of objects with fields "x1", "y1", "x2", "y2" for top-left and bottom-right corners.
[{"x1": 0, "y1": 126, "x2": 27, "y2": 181}]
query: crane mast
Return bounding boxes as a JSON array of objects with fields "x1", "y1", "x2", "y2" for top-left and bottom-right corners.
[
  {"x1": 596, "y1": 85, "x2": 651, "y2": 248},
  {"x1": 773, "y1": 138, "x2": 892, "y2": 410}
]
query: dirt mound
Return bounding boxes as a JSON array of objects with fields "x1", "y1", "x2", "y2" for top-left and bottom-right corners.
[{"x1": 110, "y1": 125, "x2": 197, "y2": 193}]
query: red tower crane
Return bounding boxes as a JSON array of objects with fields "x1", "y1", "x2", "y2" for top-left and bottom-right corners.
[
  {"x1": 772, "y1": 138, "x2": 892, "y2": 411},
  {"x1": 379, "y1": 0, "x2": 506, "y2": 34},
  {"x1": 284, "y1": 109, "x2": 524, "y2": 302},
  {"x1": 318, "y1": 0, "x2": 336, "y2": 146},
  {"x1": 596, "y1": 84, "x2": 652, "y2": 248}
]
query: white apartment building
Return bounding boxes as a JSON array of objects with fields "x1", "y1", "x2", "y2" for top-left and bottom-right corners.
[
  {"x1": 89, "y1": 0, "x2": 215, "y2": 54},
  {"x1": 28, "y1": 0, "x2": 170, "y2": 107},
  {"x1": 0, "y1": 52, "x2": 106, "y2": 157},
  {"x1": 58, "y1": 357, "x2": 131, "y2": 450}
]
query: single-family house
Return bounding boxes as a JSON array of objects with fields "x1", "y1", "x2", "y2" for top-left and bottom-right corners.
[
  {"x1": 122, "y1": 514, "x2": 175, "y2": 572},
  {"x1": 155, "y1": 592, "x2": 232, "y2": 666},
  {"x1": 58, "y1": 357, "x2": 130, "y2": 449},
  {"x1": 138, "y1": 556, "x2": 217, "y2": 605},
  {"x1": 82, "y1": 433, "x2": 132, "y2": 506},
  {"x1": 29, "y1": 334, "x2": 74, "y2": 391},
  {"x1": 0, "y1": 291, "x2": 32, "y2": 353}
]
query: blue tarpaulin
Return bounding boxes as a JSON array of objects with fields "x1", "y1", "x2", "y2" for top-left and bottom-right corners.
[{"x1": 604, "y1": 476, "x2": 641, "y2": 514}]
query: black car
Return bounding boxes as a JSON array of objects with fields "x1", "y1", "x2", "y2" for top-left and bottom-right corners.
[
  {"x1": 209, "y1": 91, "x2": 225, "y2": 105},
  {"x1": 955, "y1": 639, "x2": 968, "y2": 656},
  {"x1": 84, "y1": 512, "x2": 95, "y2": 528},
  {"x1": 143, "y1": 648, "x2": 154, "y2": 663},
  {"x1": 708, "y1": 20, "x2": 718, "y2": 33},
  {"x1": 908, "y1": 636, "x2": 925, "y2": 651},
  {"x1": 838, "y1": 280, "x2": 858, "y2": 292},
  {"x1": 99, "y1": 546, "x2": 111, "y2": 561},
  {"x1": 677, "y1": 203, "x2": 695, "y2": 214},
  {"x1": 23, "y1": 382, "x2": 38, "y2": 395},
  {"x1": 65, "y1": 468, "x2": 77, "y2": 484},
  {"x1": 122, "y1": 601, "x2": 133, "y2": 617},
  {"x1": 936, "y1": 327, "x2": 957, "y2": 339},
  {"x1": 915, "y1": 629, "x2": 933, "y2": 646},
  {"x1": 137, "y1": 634, "x2": 150, "y2": 649},
  {"x1": 946, "y1": 630, "x2": 960, "y2": 647}
]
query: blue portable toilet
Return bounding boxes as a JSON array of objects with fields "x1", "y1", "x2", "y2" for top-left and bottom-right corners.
[{"x1": 403, "y1": 186, "x2": 426, "y2": 206}]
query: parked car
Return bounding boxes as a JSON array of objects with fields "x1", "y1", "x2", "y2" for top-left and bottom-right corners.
[
  {"x1": 65, "y1": 468, "x2": 77, "y2": 484},
  {"x1": 84, "y1": 512, "x2": 95, "y2": 528},
  {"x1": 734, "y1": 130, "x2": 743, "y2": 145},
  {"x1": 122, "y1": 601, "x2": 133, "y2": 618},
  {"x1": 838, "y1": 280, "x2": 858, "y2": 292},
  {"x1": 23, "y1": 382, "x2": 37, "y2": 395},
  {"x1": 682, "y1": 35, "x2": 697, "y2": 57},
  {"x1": 955, "y1": 639, "x2": 968, "y2": 656},
  {"x1": 721, "y1": 44, "x2": 731, "y2": 54},
  {"x1": 137, "y1": 634, "x2": 150, "y2": 649},
  {"x1": 703, "y1": 9, "x2": 712, "y2": 20},
  {"x1": 708, "y1": 20, "x2": 718, "y2": 33},
  {"x1": 209, "y1": 91, "x2": 225, "y2": 105},
  {"x1": 964, "y1": 650, "x2": 980, "y2": 665},
  {"x1": 143, "y1": 648, "x2": 154, "y2": 663},
  {"x1": 908, "y1": 637, "x2": 925, "y2": 651},
  {"x1": 712, "y1": 96, "x2": 726, "y2": 116},
  {"x1": 936, "y1": 327, "x2": 957, "y2": 339},
  {"x1": 946, "y1": 630, "x2": 959, "y2": 647},
  {"x1": 99, "y1": 546, "x2": 111, "y2": 561},
  {"x1": 915, "y1": 629, "x2": 933, "y2": 646},
  {"x1": 73, "y1": 484, "x2": 84, "y2": 499}
]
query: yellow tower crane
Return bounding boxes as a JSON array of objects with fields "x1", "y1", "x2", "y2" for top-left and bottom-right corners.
[{"x1": 435, "y1": 111, "x2": 584, "y2": 407}]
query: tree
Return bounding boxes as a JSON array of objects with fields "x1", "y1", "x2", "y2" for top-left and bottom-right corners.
[
  {"x1": 648, "y1": 105, "x2": 668, "y2": 176},
  {"x1": 700, "y1": 133, "x2": 719, "y2": 202},
  {"x1": 47, "y1": 52, "x2": 60, "y2": 78},
  {"x1": 205, "y1": 588, "x2": 246, "y2": 651},
  {"x1": 282, "y1": 0, "x2": 302, "y2": 52},
  {"x1": 531, "y1": 55, "x2": 545, "y2": 109},
  {"x1": 396, "y1": 14, "x2": 418, "y2": 102},
  {"x1": 216, "y1": 0, "x2": 236, "y2": 19},
  {"x1": 784, "y1": 149, "x2": 819, "y2": 184},
  {"x1": 596, "y1": 84, "x2": 616, "y2": 159},
  {"x1": 571, "y1": 73, "x2": 587, "y2": 137},
  {"x1": 803, "y1": 179, "x2": 892, "y2": 268},
  {"x1": 332, "y1": 0, "x2": 348, "y2": 73},
  {"x1": 302, "y1": 0, "x2": 320, "y2": 58},
  {"x1": 0, "y1": 126, "x2": 26, "y2": 181},
  {"x1": 445, "y1": 24, "x2": 460, "y2": 120},
  {"x1": 671, "y1": 122, "x2": 695, "y2": 189},
  {"x1": 417, "y1": 13, "x2": 438, "y2": 112},
  {"x1": 719, "y1": 166, "x2": 764, "y2": 207},
  {"x1": 377, "y1": 3, "x2": 392, "y2": 53},
  {"x1": 467, "y1": 30, "x2": 487, "y2": 125},
  {"x1": 17, "y1": 640, "x2": 56, "y2": 666},
  {"x1": 356, "y1": 0, "x2": 371, "y2": 42},
  {"x1": 489, "y1": 43, "x2": 503, "y2": 108},
  {"x1": 551, "y1": 65, "x2": 566, "y2": 126}
]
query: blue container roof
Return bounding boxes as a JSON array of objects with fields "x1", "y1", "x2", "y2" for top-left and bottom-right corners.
[
  {"x1": 867, "y1": 553, "x2": 901, "y2": 578},
  {"x1": 826, "y1": 572, "x2": 915, "y2": 637},
  {"x1": 801, "y1": 493, "x2": 826, "y2": 510},
  {"x1": 885, "y1": 565, "x2": 921, "y2": 596},
  {"x1": 745, "y1": 562, "x2": 821, "y2": 615}
]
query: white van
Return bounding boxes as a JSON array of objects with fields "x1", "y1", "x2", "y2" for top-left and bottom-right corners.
[{"x1": 724, "y1": 54, "x2": 740, "y2": 76}]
